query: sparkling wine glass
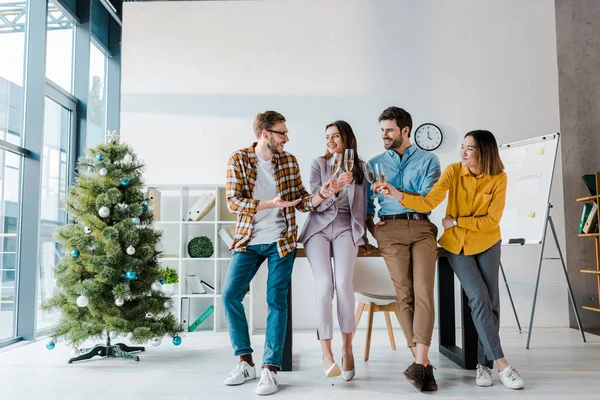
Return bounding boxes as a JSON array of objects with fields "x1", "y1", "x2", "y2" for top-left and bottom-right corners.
[
  {"x1": 375, "y1": 163, "x2": 389, "y2": 204},
  {"x1": 362, "y1": 162, "x2": 378, "y2": 200}
]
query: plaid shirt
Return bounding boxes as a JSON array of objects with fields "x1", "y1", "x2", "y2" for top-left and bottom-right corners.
[{"x1": 226, "y1": 142, "x2": 315, "y2": 257}]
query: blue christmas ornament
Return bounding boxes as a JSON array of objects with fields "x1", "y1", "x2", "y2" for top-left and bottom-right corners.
[
  {"x1": 121, "y1": 178, "x2": 129, "y2": 186},
  {"x1": 125, "y1": 270, "x2": 137, "y2": 280},
  {"x1": 160, "y1": 279, "x2": 166, "y2": 285},
  {"x1": 172, "y1": 336, "x2": 182, "y2": 346},
  {"x1": 131, "y1": 217, "x2": 141, "y2": 225},
  {"x1": 96, "y1": 153, "x2": 105, "y2": 161},
  {"x1": 71, "y1": 249, "x2": 80, "y2": 258},
  {"x1": 142, "y1": 204, "x2": 149, "y2": 212},
  {"x1": 46, "y1": 341, "x2": 55, "y2": 350}
]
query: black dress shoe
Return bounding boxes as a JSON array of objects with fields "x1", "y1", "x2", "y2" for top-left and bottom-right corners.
[
  {"x1": 404, "y1": 362, "x2": 426, "y2": 391},
  {"x1": 423, "y1": 364, "x2": 438, "y2": 391}
]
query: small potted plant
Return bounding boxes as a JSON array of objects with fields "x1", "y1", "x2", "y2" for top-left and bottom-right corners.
[{"x1": 162, "y1": 267, "x2": 179, "y2": 294}]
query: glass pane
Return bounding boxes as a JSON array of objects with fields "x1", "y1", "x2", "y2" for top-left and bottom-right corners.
[
  {"x1": 46, "y1": 1, "x2": 74, "y2": 93},
  {"x1": 0, "y1": 148, "x2": 22, "y2": 341},
  {"x1": 0, "y1": 0, "x2": 27, "y2": 148},
  {"x1": 87, "y1": 41, "x2": 107, "y2": 148},
  {"x1": 37, "y1": 97, "x2": 71, "y2": 331},
  {"x1": 0, "y1": 0, "x2": 27, "y2": 340}
]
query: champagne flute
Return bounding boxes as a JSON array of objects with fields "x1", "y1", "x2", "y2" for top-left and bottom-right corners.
[
  {"x1": 374, "y1": 163, "x2": 389, "y2": 203},
  {"x1": 362, "y1": 162, "x2": 378, "y2": 200},
  {"x1": 338, "y1": 149, "x2": 354, "y2": 194},
  {"x1": 327, "y1": 153, "x2": 342, "y2": 194}
]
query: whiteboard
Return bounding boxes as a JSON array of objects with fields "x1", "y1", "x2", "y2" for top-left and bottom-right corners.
[{"x1": 499, "y1": 133, "x2": 559, "y2": 245}]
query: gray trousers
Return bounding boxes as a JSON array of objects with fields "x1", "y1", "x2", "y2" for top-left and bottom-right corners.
[
  {"x1": 446, "y1": 241, "x2": 504, "y2": 368},
  {"x1": 304, "y1": 213, "x2": 358, "y2": 340}
]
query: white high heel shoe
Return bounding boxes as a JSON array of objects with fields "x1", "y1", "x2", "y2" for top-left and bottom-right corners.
[
  {"x1": 324, "y1": 362, "x2": 341, "y2": 378},
  {"x1": 341, "y1": 357, "x2": 355, "y2": 381}
]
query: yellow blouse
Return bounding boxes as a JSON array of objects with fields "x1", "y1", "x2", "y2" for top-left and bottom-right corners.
[{"x1": 401, "y1": 162, "x2": 507, "y2": 256}]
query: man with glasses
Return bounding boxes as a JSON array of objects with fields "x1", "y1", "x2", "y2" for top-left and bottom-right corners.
[
  {"x1": 222, "y1": 110, "x2": 334, "y2": 396},
  {"x1": 367, "y1": 106, "x2": 441, "y2": 392}
]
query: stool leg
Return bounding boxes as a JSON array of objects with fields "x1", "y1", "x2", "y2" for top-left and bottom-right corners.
[
  {"x1": 364, "y1": 303, "x2": 375, "y2": 361},
  {"x1": 352, "y1": 302, "x2": 366, "y2": 341},
  {"x1": 384, "y1": 311, "x2": 396, "y2": 351}
]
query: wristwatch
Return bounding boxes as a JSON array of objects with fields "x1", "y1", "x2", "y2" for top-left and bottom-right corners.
[{"x1": 452, "y1": 218, "x2": 458, "y2": 227}]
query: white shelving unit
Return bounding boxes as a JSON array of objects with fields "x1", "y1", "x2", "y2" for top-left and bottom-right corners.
[{"x1": 146, "y1": 184, "x2": 253, "y2": 334}]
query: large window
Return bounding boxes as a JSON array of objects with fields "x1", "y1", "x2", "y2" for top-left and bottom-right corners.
[
  {"x1": 36, "y1": 93, "x2": 75, "y2": 331},
  {"x1": 46, "y1": 1, "x2": 74, "y2": 93},
  {"x1": 0, "y1": 0, "x2": 28, "y2": 341},
  {"x1": 87, "y1": 41, "x2": 107, "y2": 148}
]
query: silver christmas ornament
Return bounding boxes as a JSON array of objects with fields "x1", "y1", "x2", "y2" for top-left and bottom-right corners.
[
  {"x1": 109, "y1": 330, "x2": 118, "y2": 339},
  {"x1": 126, "y1": 246, "x2": 136, "y2": 255},
  {"x1": 163, "y1": 301, "x2": 170, "y2": 308},
  {"x1": 84, "y1": 226, "x2": 92, "y2": 234},
  {"x1": 99, "y1": 168, "x2": 108, "y2": 177},
  {"x1": 145, "y1": 312, "x2": 154, "y2": 319},
  {"x1": 115, "y1": 297, "x2": 125, "y2": 307},
  {"x1": 123, "y1": 154, "x2": 134, "y2": 164},
  {"x1": 98, "y1": 206, "x2": 110, "y2": 218},
  {"x1": 155, "y1": 242, "x2": 164, "y2": 252},
  {"x1": 150, "y1": 337, "x2": 162, "y2": 347},
  {"x1": 76, "y1": 295, "x2": 89, "y2": 307},
  {"x1": 151, "y1": 281, "x2": 162, "y2": 291}
]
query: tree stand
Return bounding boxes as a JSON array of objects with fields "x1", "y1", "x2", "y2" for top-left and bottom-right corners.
[{"x1": 68, "y1": 335, "x2": 145, "y2": 364}]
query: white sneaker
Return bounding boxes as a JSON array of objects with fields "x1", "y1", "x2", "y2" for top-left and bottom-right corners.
[
  {"x1": 255, "y1": 368, "x2": 279, "y2": 396},
  {"x1": 224, "y1": 361, "x2": 256, "y2": 386},
  {"x1": 476, "y1": 364, "x2": 493, "y2": 387},
  {"x1": 498, "y1": 365, "x2": 525, "y2": 390}
]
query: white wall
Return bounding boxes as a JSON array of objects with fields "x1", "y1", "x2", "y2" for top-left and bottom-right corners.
[{"x1": 121, "y1": 0, "x2": 569, "y2": 332}]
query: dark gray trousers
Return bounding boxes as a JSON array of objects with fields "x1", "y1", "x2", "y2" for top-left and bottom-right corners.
[{"x1": 447, "y1": 241, "x2": 504, "y2": 368}]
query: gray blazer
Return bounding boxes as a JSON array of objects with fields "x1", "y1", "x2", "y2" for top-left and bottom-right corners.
[{"x1": 298, "y1": 157, "x2": 368, "y2": 246}]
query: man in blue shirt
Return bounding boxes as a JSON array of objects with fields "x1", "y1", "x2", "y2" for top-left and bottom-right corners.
[{"x1": 367, "y1": 106, "x2": 441, "y2": 392}]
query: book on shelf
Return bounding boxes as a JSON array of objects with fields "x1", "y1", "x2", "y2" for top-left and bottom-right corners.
[
  {"x1": 185, "y1": 275, "x2": 207, "y2": 294},
  {"x1": 188, "y1": 305, "x2": 215, "y2": 332},
  {"x1": 186, "y1": 193, "x2": 216, "y2": 221},
  {"x1": 582, "y1": 202, "x2": 598, "y2": 234},
  {"x1": 579, "y1": 203, "x2": 594, "y2": 234}
]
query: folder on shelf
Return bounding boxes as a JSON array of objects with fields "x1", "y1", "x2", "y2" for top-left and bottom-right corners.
[
  {"x1": 148, "y1": 188, "x2": 161, "y2": 221},
  {"x1": 218, "y1": 225, "x2": 237, "y2": 248},
  {"x1": 201, "y1": 280, "x2": 214, "y2": 293},
  {"x1": 188, "y1": 305, "x2": 215, "y2": 332},
  {"x1": 582, "y1": 203, "x2": 598, "y2": 234},
  {"x1": 582, "y1": 175, "x2": 597, "y2": 196},
  {"x1": 180, "y1": 297, "x2": 190, "y2": 328},
  {"x1": 185, "y1": 275, "x2": 207, "y2": 294},
  {"x1": 579, "y1": 203, "x2": 594, "y2": 234},
  {"x1": 186, "y1": 193, "x2": 216, "y2": 221}
]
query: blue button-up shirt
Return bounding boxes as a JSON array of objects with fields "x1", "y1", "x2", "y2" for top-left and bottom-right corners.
[{"x1": 367, "y1": 145, "x2": 441, "y2": 217}]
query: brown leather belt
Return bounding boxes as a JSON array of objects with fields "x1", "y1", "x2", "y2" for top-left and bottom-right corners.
[{"x1": 380, "y1": 213, "x2": 429, "y2": 221}]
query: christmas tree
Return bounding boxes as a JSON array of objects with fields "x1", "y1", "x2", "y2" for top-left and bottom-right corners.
[{"x1": 44, "y1": 131, "x2": 182, "y2": 363}]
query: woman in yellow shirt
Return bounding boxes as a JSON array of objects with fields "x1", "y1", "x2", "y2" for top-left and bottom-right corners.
[{"x1": 375, "y1": 130, "x2": 525, "y2": 390}]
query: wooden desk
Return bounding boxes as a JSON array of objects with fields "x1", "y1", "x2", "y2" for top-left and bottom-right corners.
[{"x1": 281, "y1": 247, "x2": 478, "y2": 371}]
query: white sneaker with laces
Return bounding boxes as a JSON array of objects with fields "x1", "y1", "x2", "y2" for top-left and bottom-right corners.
[
  {"x1": 498, "y1": 365, "x2": 525, "y2": 390},
  {"x1": 255, "y1": 368, "x2": 279, "y2": 396},
  {"x1": 476, "y1": 364, "x2": 493, "y2": 387},
  {"x1": 224, "y1": 361, "x2": 256, "y2": 386}
]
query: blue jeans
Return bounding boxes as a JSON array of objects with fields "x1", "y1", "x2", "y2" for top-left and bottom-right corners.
[{"x1": 222, "y1": 242, "x2": 295, "y2": 369}]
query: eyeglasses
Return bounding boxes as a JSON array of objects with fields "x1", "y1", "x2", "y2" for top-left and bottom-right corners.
[{"x1": 267, "y1": 129, "x2": 289, "y2": 138}]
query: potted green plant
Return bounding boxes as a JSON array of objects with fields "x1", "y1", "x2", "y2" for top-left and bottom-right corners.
[{"x1": 162, "y1": 267, "x2": 179, "y2": 294}]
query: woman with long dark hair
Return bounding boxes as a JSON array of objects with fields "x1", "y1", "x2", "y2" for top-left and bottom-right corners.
[
  {"x1": 376, "y1": 130, "x2": 525, "y2": 390},
  {"x1": 299, "y1": 120, "x2": 372, "y2": 382}
]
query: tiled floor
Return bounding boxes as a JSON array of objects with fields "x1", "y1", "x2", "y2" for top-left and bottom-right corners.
[{"x1": 0, "y1": 327, "x2": 598, "y2": 399}]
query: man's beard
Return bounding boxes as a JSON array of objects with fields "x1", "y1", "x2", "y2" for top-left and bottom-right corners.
[
  {"x1": 267, "y1": 136, "x2": 283, "y2": 154},
  {"x1": 384, "y1": 136, "x2": 403, "y2": 150}
]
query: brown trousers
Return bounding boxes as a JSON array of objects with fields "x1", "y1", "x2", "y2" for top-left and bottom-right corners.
[{"x1": 374, "y1": 219, "x2": 437, "y2": 347}]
